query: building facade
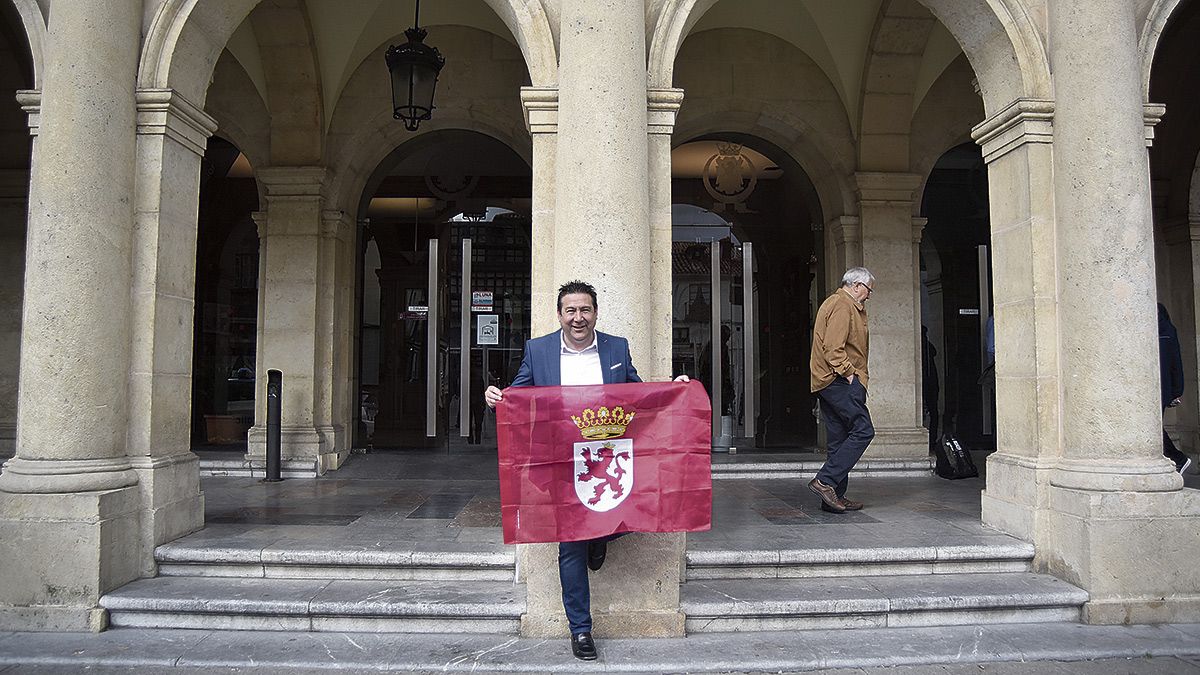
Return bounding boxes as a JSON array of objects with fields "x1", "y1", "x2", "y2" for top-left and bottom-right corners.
[{"x1": 0, "y1": 0, "x2": 1199, "y2": 633}]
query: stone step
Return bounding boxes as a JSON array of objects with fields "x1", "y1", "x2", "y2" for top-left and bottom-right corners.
[
  {"x1": 685, "y1": 539, "x2": 1034, "y2": 579},
  {"x1": 197, "y1": 456, "x2": 318, "y2": 479},
  {"x1": 100, "y1": 576, "x2": 524, "y2": 633},
  {"x1": 681, "y1": 572, "x2": 1087, "y2": 632},
  {"x1": 154, "y1": 540, "x2": 516, "y2": 582},
  {"x1": 710, "y1": 456, "x2": 935, "y2": 480}
]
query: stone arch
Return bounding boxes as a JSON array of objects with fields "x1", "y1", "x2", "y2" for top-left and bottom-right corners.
[
  {"x1": 648, "y1": 0, "x2": 1050, "y2": 117},
  {"x1": 323, "y1": 25, "x2": 531, "y2": 213},
  {"x1": 1141, "y1": 0, "x2": 1186, "y2": 100},
  {"x1": 248, "y1": 0, "x2": 323, "y2": 165},
  {"x1": 205, "y1": 53, "x2": 271, "y2": 177},
  {"x1": 138, "y1": 0, "x2": 558, "y2": 107},
  {"x1": 5, "y1": 0, "x2": 44, "y2": 87},
  {"x1": 857, "y1": 0, "x2": 938, "y2": 171},
  {"x1": 910, "y1": 55, "x2": 985, "y2": 215},
  {"x1": 672, "y1": 111, "x2": 854, "y2": 223},
  {"x1": 328, "y1": 112, "x2": 531, "y2": 217}
]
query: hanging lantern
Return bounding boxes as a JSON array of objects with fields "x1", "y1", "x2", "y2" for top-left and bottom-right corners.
[{"x1": 385, "y1": 0, "x2": 445, "y2": 132}]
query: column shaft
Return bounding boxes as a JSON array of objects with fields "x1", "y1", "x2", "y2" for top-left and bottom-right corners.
[
  {"x1": 1, "y1": 0, "x2": 141, "y2": 492},
  {"x1": 1050, "y1": 0, "x2": 1178, "y2": 490},
  {"x1": 856, "y1": 173, "x2": 928, "y2": 459},
  {"x1": 554, "y1": 0, "x2": 652, "y2": 366}
]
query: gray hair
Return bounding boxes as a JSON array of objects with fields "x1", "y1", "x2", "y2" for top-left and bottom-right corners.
[{"x1": 840, "y1": 267, "x2": 875, "y2": 288}]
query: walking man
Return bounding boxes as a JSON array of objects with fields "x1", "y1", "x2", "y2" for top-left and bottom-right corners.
[{"x1": 808, "y1": 267, "x2": 876, "y2": 513}]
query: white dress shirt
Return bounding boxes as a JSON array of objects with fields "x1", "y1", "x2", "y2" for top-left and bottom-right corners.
[{"x1": 560, "y1": 333, "x2": 603, "y2": 386}]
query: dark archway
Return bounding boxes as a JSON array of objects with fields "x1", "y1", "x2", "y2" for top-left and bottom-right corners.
[
  {"x1": 190, "y1": 137, "x2": 261, "y2": 452},
  {"x1": 671, "y1": 134, "x2": 824, "y2": 449},
  {"x1": 355, "y1": 129, "x2": 531, "y2": 449}
]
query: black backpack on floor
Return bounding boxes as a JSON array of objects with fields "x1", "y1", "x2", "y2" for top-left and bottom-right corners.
[{"x1": 935, "y1": 435, "x2": 979, "y2": 479}]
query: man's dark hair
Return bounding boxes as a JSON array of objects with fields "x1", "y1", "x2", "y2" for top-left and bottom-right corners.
[{"x1": 557, "y1": 280, "x2": 598, "y2": 312}]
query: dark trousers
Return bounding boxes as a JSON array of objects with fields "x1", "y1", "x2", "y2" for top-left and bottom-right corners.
[
  {"x1": 558, "y1": 533, "x2": 623, "y2": 635},
  {"x1": 816, "y1": 377, "x2": 875, "y2": 497},
  {"x1": 1163, "y1": 405, "x2": 1190, "y2": 469}
]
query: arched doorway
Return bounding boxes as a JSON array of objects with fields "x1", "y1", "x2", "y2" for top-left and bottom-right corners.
[
  {"x1": 919, "y1": 142, "x2": 993, "y2": 458},
  {"x1": 0, "y1": 0, "x2": 35, "y2": 458},
  {"x1": 189, "y1": 137, "x2": 260, "y2": 452},
  {"x1": 356, "y1": 129, "x2": 532, "y2": 450},
  {"x1": 1150, "y1": 0, "x2": 1200, "y2": 474},
  {"x1": 671, "y1": 136, "x2": 824, "y2": 450}
]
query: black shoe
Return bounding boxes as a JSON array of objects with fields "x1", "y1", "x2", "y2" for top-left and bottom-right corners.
[
  {"x1": 587, "y1": 540, "x2": 607, "y2": 571},
  {"x1": 571, "y1": 631, "x2": 598, "y2": 660},
  {"x1": 808, "y1": 478, "x2": 845, "y2": 512}
]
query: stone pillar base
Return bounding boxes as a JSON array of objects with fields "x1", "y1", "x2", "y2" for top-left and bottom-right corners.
[
  {"x1": 1041, "y1": 484, "x2": 1200, "y2": 624},
  {"x1": 865, "y1": 427, "x2": 929, "y2": 460},
  {"x1": 981, "y1": 452, "x2": 1051, "y2": 540},
  {"x1": 248, "y1": 425, "x2": 343, "y2": 475},
  {"x1": 129, "y1": 453, "x2": 204, "y2": 577},
  {"x1": 519, "y1": 533, "x2": 686, "y2": 638},
  {"x1": 0, "y1": 486, "x2": 140, "y2": 631}
]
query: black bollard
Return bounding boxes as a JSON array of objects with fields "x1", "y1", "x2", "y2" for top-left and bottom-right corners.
[{"x1": 264, "y1": 369, "x2": 283, "y2": 482}]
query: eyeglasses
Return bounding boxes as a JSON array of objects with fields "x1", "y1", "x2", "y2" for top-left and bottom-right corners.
[{"x1": 858, "y1": 282, "x2": 874, "y2": 296}]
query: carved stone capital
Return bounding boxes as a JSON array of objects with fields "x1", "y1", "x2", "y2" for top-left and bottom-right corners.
[
  {"x1": 647, "y1": 88, "x2": 685, "y2": 137},
  {"x1": 971, "y1": 98, "x2": 1054, "y2": 164},
  {"x1": 135, "y1": 88, "x2": 218, "y2": 156},
  {"x1": 520, "y1": 86, "x2": 558, "y2": 135}
]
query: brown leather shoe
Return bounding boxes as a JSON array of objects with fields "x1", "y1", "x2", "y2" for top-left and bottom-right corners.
[
  {"x1": 840, "y1": 497, "x2": 864, "y2": 511},
  {"x1": 808, "y1": 478, "x2": 845, "y2": 512}
]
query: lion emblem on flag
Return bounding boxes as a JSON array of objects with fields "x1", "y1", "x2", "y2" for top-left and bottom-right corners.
[{"x1": 570, "y1": 405, "x2": 636, "y2": 512}]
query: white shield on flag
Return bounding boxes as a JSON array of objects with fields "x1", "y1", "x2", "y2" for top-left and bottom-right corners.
[{"x1": 573, "y1": 438, "x2": 634, "y2": 512}]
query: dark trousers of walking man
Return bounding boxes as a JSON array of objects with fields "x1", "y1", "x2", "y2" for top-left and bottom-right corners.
[{"x1": 816, "y1": 377, "x2": 875, "y2": 498}]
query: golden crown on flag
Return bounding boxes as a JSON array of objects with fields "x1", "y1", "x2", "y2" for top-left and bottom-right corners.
[{"x1": 571, "y1": 405, "x2": 635, "y2": 440}]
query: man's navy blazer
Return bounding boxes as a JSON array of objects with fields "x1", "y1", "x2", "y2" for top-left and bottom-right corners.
[{"x1": 510, "y1": 330, "x2": 642, "y2": 387}]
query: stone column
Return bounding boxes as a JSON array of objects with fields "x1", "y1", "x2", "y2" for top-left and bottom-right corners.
[
  {"x1": 854, "y1": 172, "x2": 928, "y2": 459},
  {"x1": 520, "y1": 86, "x2": 559, "y2": 336},
  {"x1": 1037, "y1": 0, "x2": 1200, "y2": 623},
  {"x1": 125, "y1": 89, "x2": 216, "y2": 576},
  {"x1": 247, "y1": 167, "x2": 344, "y2": 475},
  {"x1": 647, "y1": 88, "x2": 685, "y2": 382},
  {"x1": 0, "y1": 0, "x2": 143, "y2": 631},
  {"x1": 319, "y1": 209, "x2": 354, "y2": 466},
  {"x1": 518, "y1": 0, "x2": 685, "y2": 638},
  {"x1": 973, "y1": 98, "x2": 1058, "y2": 540},
  {"x1": 825, "y1": 216, "x2": 862, "y2": 290}
]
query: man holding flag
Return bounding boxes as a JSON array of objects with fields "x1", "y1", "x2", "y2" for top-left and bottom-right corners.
[{"x1": 485, "y1": 280, "x2": 693, "y2": 661}]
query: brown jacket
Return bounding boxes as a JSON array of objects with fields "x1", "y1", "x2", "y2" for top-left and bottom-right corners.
[{"x1": 810, "y1": 287, "x2": 869, "y2": 392}]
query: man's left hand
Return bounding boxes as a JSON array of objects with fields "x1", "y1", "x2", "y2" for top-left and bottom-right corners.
[{"x1": 673, "y1": 374, "x2": 690, "y2": 382}]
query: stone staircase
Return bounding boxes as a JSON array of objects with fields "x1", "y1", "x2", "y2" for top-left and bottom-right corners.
[
  {"x1": 102, "y1": 530, "x2": 1085, "y2": 635},
  {"x1": 100, "y1": 540, "x2": 524, "y2": 633},
  {"x1": 681, "y1": 539, "x2": 1087, "y2": 632}
]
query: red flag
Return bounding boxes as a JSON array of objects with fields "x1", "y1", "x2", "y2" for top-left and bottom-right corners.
[{"x1": 496, "y1": 380, "x2": 712, "y2": 545}]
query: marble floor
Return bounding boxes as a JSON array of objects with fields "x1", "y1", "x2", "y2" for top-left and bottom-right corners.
[{"x1": 190, "y1": 450, "x2": 1011, "y2": 555}]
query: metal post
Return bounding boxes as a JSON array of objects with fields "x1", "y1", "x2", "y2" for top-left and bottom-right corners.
[
  {"x1": 978, "y1": 244, "x2": 992, "y2": 435},
  {"x1": 426, "y1": 238, "x2": 439, "y2": 438},
  {"x1": 711, "y1": 239, "x2": 723, "y2": 448},
  {"x1": 742, "y1": 242, "x2": 755, "y2": 440},
  {"x1": 264, "y1": 369, "x2": 282, "y2": 482},
  {"x1": 460, "y1": 238, "x2": 472, "y2": 438}
]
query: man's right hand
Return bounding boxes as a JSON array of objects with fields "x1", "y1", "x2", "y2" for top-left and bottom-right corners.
[
  {"x1": 847, "y1": 373, "x2": 856, "y2": 385},
  {"x1": 485, "y1": 385, "x2": 503, "y2": 409}
]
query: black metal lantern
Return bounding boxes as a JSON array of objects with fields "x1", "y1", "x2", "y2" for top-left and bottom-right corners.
[{"x1": 385, "y1": 0, "x2": 445, "y2": 132}]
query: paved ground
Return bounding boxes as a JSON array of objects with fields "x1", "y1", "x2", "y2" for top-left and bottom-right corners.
[
  {"x1": 0, "y1": 623, "x2": 1197, "y2": 672},
  {"x1": 2, "y1": 451, "x2": 1197, "y2": 673}
]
